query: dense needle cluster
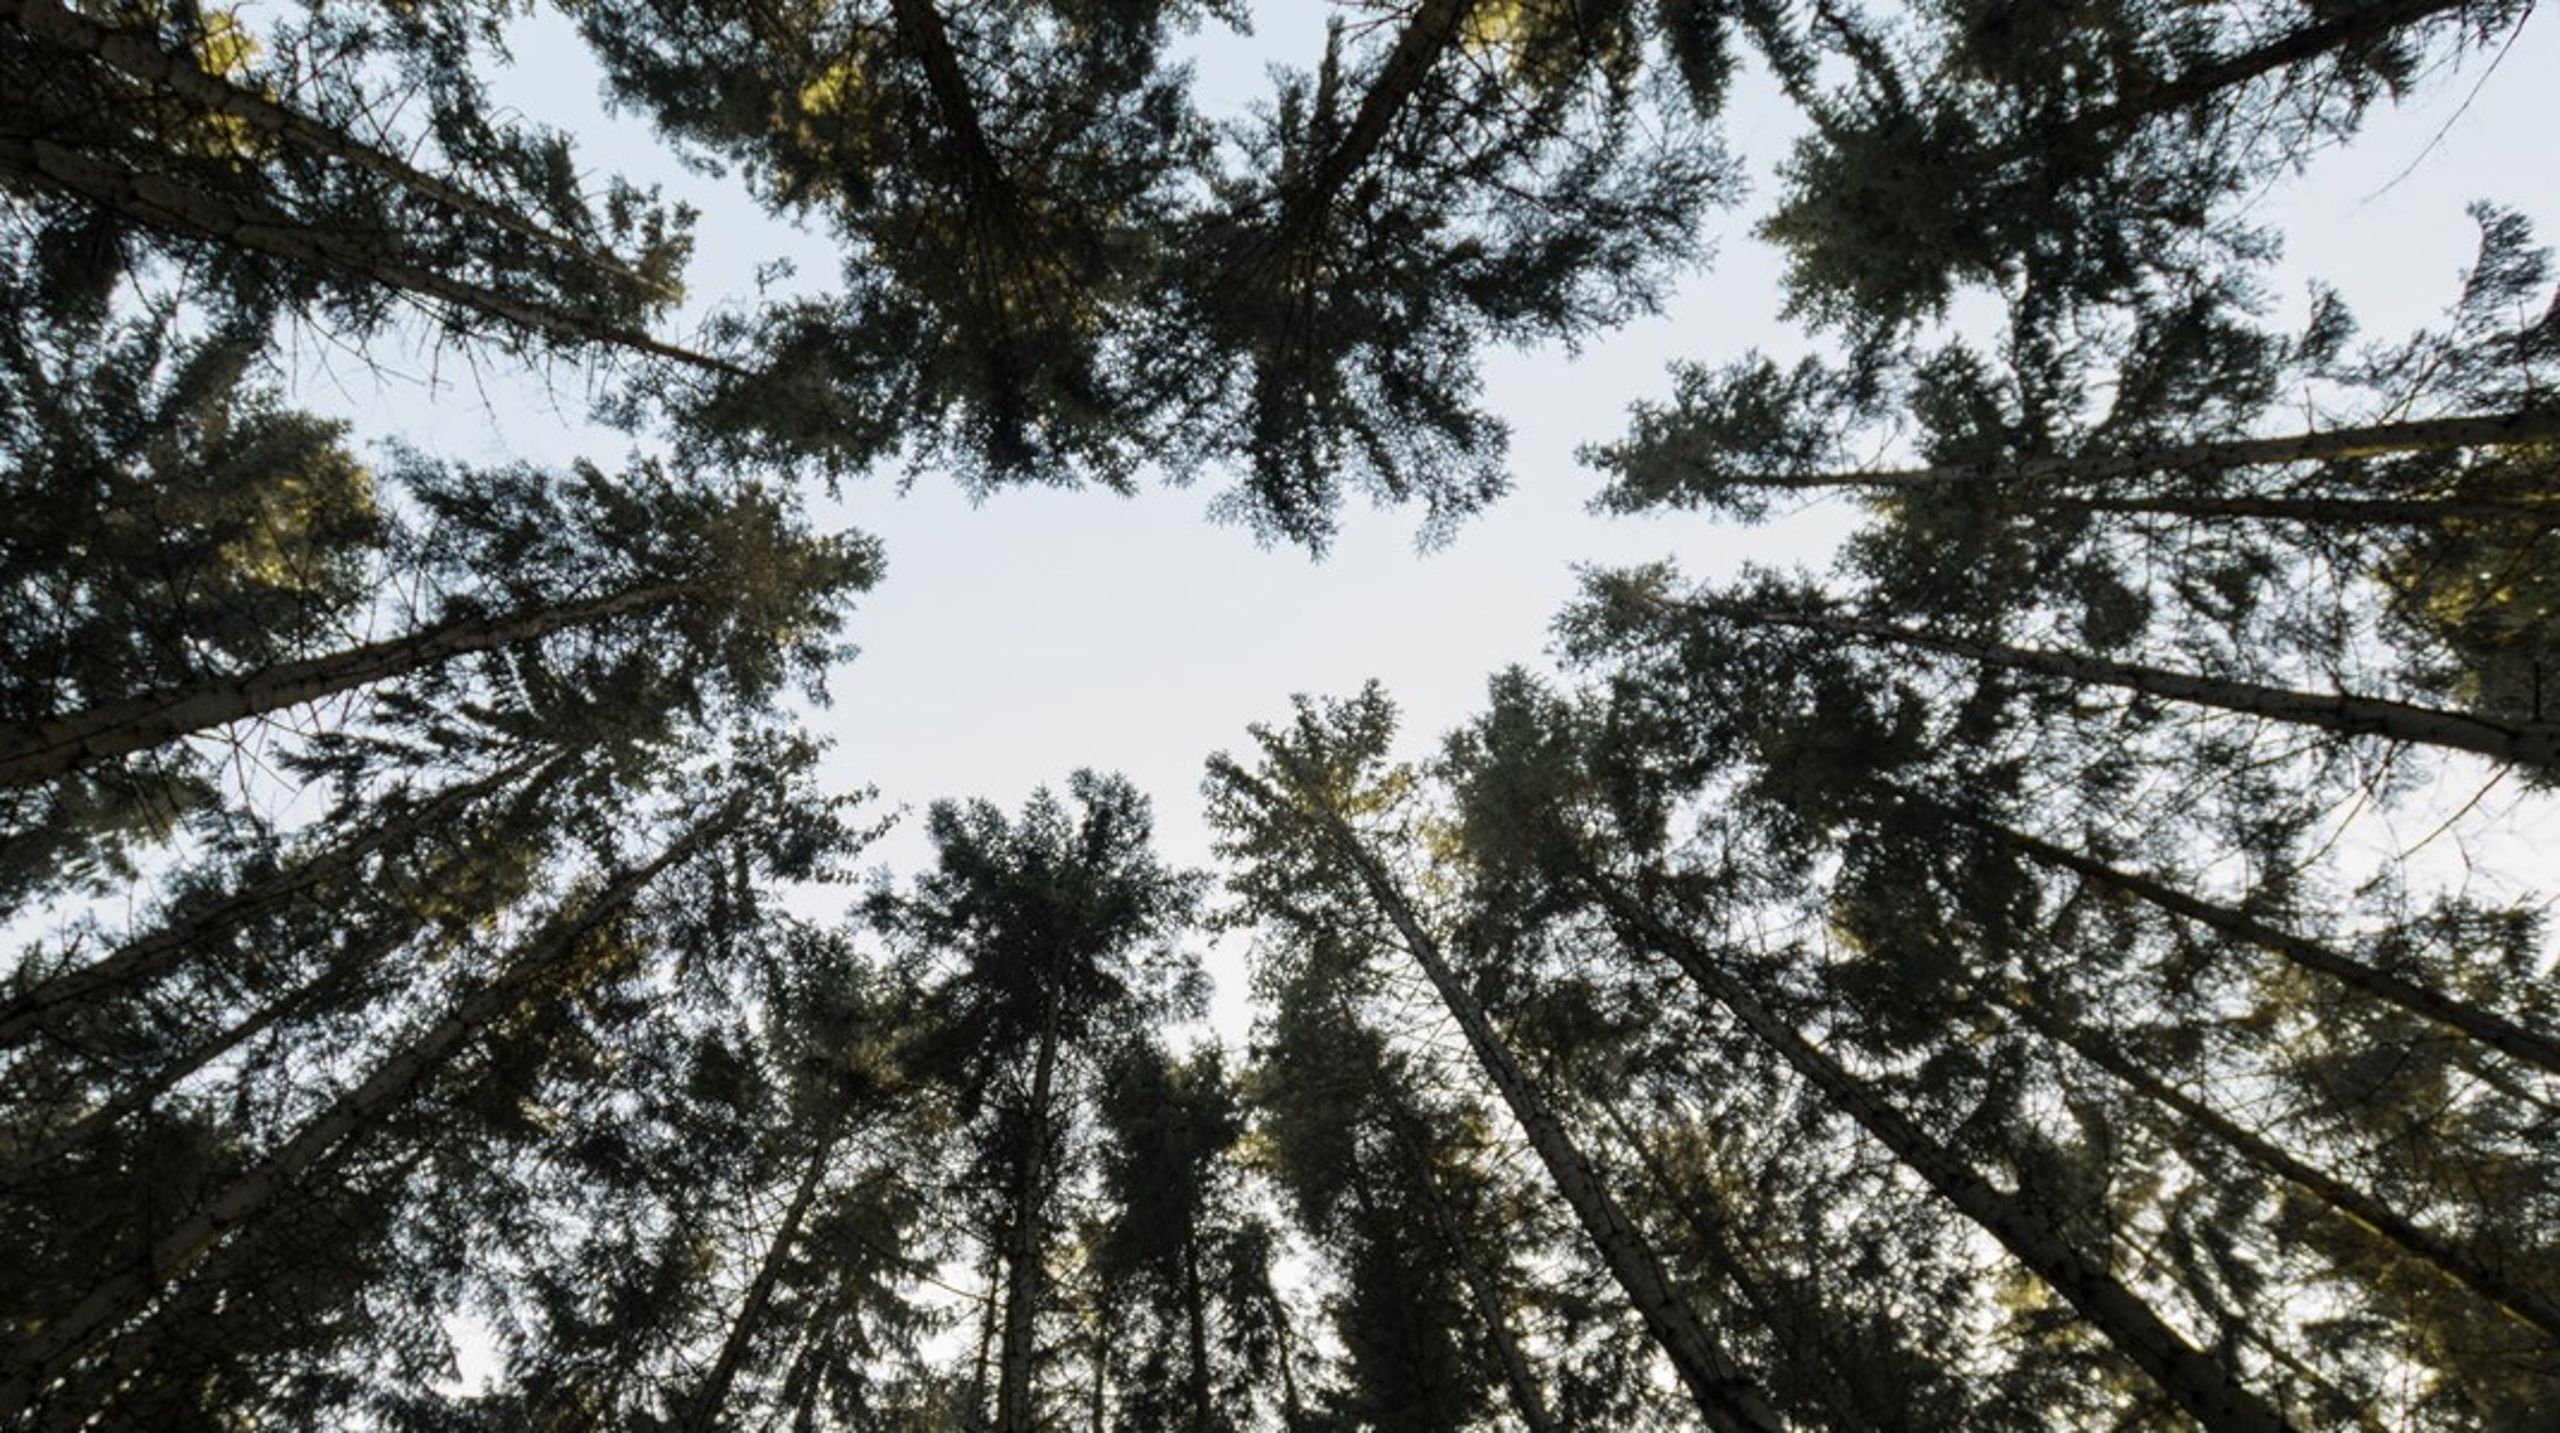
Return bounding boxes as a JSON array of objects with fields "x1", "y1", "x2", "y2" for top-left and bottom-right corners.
[{"x1": 2, "y1": 0, "x2": 2554, "y2": 1427}]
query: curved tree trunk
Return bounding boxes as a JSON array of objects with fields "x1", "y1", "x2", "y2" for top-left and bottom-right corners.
[
  {"x1": 0, "y1": 816, "x2": 722, "y2": 1420},
  {"x1": 2002, "y1": 993, "x2": 2560, "y2": 1341},
  {"x1": 0, "y1": 751, "x2": 553, "y2": 1046},
  {"x1": 0, "y1": 584, "x2": 692, "y2": 788},
  {"x1": 1581, "y1": 867, "x2": 2297, "y2": 1433},
  {"x1": 1982, "y1": 819, "x2": 2560, "y2": 1078},
  {"x1": 1671, "y1": 592, "x2": 2560, "y2": 772}
]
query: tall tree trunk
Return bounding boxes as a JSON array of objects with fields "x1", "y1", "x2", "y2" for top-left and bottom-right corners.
[
  {"x1": 684, "y1": 1126, "x2": 843, "y2": 1432},
  {"x1": 1667, "y1": 591, "x2": 2560, "y2": 771},
  {"x1": 1087, "y1": 1292, "x2": 1112, "y2": 1433},
  {"x1": 882, "y1": 0, "x2": 1054, "y2": 354},
  {"x1": 885, "y1": 0, "x2": 1015, "y2": 215},
  {"x1": 2000, "y1": 992, "x2": 2560, "y2": 1341},
  {"x1": 1591, "y1": 1098, "x2": 1877, "y2": 1433},
  {"x1": 0, "y1": 583, "x2": 694, "y2": 788},
  {"x1": 1182, "y1": 1228, "x2": 1215, "y2": 1433},
  {"x1": 967, "y1": 1245, "x2": 1003, "y2": 1427},
  {"x1": 1270, "y1": 1290, "x2": 1308, "y2": 1432},
  {"x1": 31, "y1": 1142, "x2": 436, "y2": 1430},
  {"x1": 1282, "y1": 0, "x2": 1477, "y2": 242},
  {"x1": 0, "y1": 135, "x2": 745, "y2": 375},
  {"x1": 1357, "y1": 1026, "x2": 1560, "y2": 1433},
  {"x1": 1979, "y1": 819, "x2": 2560, "y2": 1078},
  {"x1": 0, "y1": 816, "x2": 720, "y2": 1420},
  {"x1": 996, "y1": 978, "x2": 1064, "y2": 1433},
  {"x1": 2074, "y1": 0, "x2": 2474, "y2": 135},
  {"x1": 1578, "y1": 867, "x2": 2297, "y2": 1433},
  {"x1": 1271, "y1": 760, "x2": 1782, "y2": 1433},
  {"x1": 0, "y1": 0, "x2": 672, "y2": 300},
  {"x1": 1408, "y1": 1145, "x2": 1560, "y2": 1433},
  {"x1": 0, "y1": 751, "x2": 552, "y2": 1046},
  {"x1": 1340, "y1": 1156, "x2": 1463, "y2": 1430},
  {"x1": 1733, "y1": 407, "x2": 2560, "y2": 497},
  {"x1": 0, "y1": 919, "x2": 401, "y2": 1190},
  {"x1": 2041, "y1": 490, "x2": 2557, "y2": 528}
]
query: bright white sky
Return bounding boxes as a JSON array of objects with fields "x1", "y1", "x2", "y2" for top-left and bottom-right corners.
[{"x1": 284, "y1": 4, "x2": 2560, "y2": 1038}]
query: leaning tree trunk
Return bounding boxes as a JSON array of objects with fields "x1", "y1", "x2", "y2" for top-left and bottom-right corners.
[
  {"x1": 0, "y1": 584, "x2": 693, "y2": 788},
  {"x1": 1978, "y1": 818, "x2": 2560, "y2": 1078},
  {"x1": 1666, "y1": 591, "x2": 2560, "y2": 772},
  {"x1": 2040, "y1": 489, "x2": 2558, "y2": 528},
  {"x1": 1280, "y1": 0, "x2": 1477, "y2": 244},
  {"x1": 1580, "y1": 866, "x2": 2297, "y2": 1433},
  {"x1": 0, "y1": 814, "x2": 722, "y2": 1420},
  {"x1": 1272, "y1": 759, "x2": 1783, "y2": 1433},
  {"x1": 0, "y1": 135, "x2": 745, "y2": 375},
  {"x1": 1360, "y1": 1016, "x2": 1561, "y2": 1433},
  {"x1": 2073, "y1": 0, "x2": 2474, "y2": 135},
  {"x1": 1726, "y1": 406, "x2": 2560, "y2": 500},
  {"x1": 1240, "y1": 0, "x2": 1476, "y2": 426},
  {"x1": 0, "y1": 919, "x2": 407, "y2": 1191},
  {"x1": 0, "y1": 0, "x2": 671, "y2": 300},
  {"x1": 1590, "y1": 1097, "x2": 1877, "y2": 1433},
  {"x1": 2001, "y1": 992, "x2": 2560, "y2": 1341},
  {"x1": 996, "y1": 978, "x2": 1064, "y2": 1433},
  {"x1": 684, "y1": 1124, "x2": 844, "y2": 1433},
  {"x1": 0, "y1": 751, "x2": 554, "y2": 1046}
]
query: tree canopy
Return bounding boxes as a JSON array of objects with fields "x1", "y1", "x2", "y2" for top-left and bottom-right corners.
[{"x1": 3, "y1": 0, "x2": 2553, "y2": 1427}]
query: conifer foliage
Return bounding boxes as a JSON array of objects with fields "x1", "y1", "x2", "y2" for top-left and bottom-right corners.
[{"x1": 5, "y1": 0, "x2": 2556, "y2": 1427}]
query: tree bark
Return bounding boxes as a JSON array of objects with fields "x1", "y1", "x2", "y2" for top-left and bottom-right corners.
[
  {"x1": 1270, "y1": 756, "x2": 1783, "y2": 1433},
  {"x1": 1592, "y1": 1097, "x2": 1876, "y2": 1433},
  {"x1": 1358, "y1": 1020, "x2": 1560, "y2": 1433},
  {"x1": 1982, "y1": 819, "x2": 2560, "y2": 1079},
  {"x1": 1670, "y1": 592, "x2": 2560, "y2": 772},
  {"x1": 0, "y1": 751, "x2": 551, "y2": 1046},
  {"x1": 2002, "y1": 993, "x2": 2560, "y2": 1341},
  {"x1": 996, "y1": 978, "x2": 1064, "y2": 1433},
  {"x1": 2073, "y1": 0, "x2": 2474, "y2": 135},
  {"x1": 0, "y1": 583, "x2": 693, "y2": 788},
  {"x1": 1181, "y1": 1225, "x2": 1215, "y2": 1433},
  {"x1": 0, "y1": 926, "x2": 389, "y2": 1190},
  {"x1": 1580, "y1": 867, "x2": 2297, "y2": 1433},
  {"x1": 0, "y1": 0, "x2": 672, "y2": 301},
  {"x1": 884, "y1": 0, "x2": 1016, "y2": 217},
  {"x1": 2040, "y1": 489, "x2": 2557, "y2": 528},
  {"x1": 0, "y1": 135, "x2": 745, "y2": 375},
  {"x1": 1283, "y1": 0, "x2": 1478, "y2": 242},
  {"x1": 1733, "y1": 407, "x2": 2560, "y2": 497},
  {"x1": 684, "y1": 1126, "x2": 842, "y2": 1432},
  {"x1": 0, "y1": 817, "x2": 719, "y2": 1420}
]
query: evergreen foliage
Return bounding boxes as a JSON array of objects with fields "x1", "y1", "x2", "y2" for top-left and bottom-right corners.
[{"x1": 3, "y1": 0, "x2": 2553, "y2": 1426}]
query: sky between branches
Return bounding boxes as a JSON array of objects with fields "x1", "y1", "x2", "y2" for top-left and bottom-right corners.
[{"x1": 280, "y1": 1, "x2": 2560, "y2": 1040}]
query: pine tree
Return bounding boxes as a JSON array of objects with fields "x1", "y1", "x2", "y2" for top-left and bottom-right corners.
[
  {"x1": 1210, "y1": 687, "x2": 1784, "y2": 1431},
  {"x1": 867, "y1": 772, "x2": 1203, "y2": 1433},
  {"x1": 1, "y1": 0, "x2": 715, "y2": 369}
]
